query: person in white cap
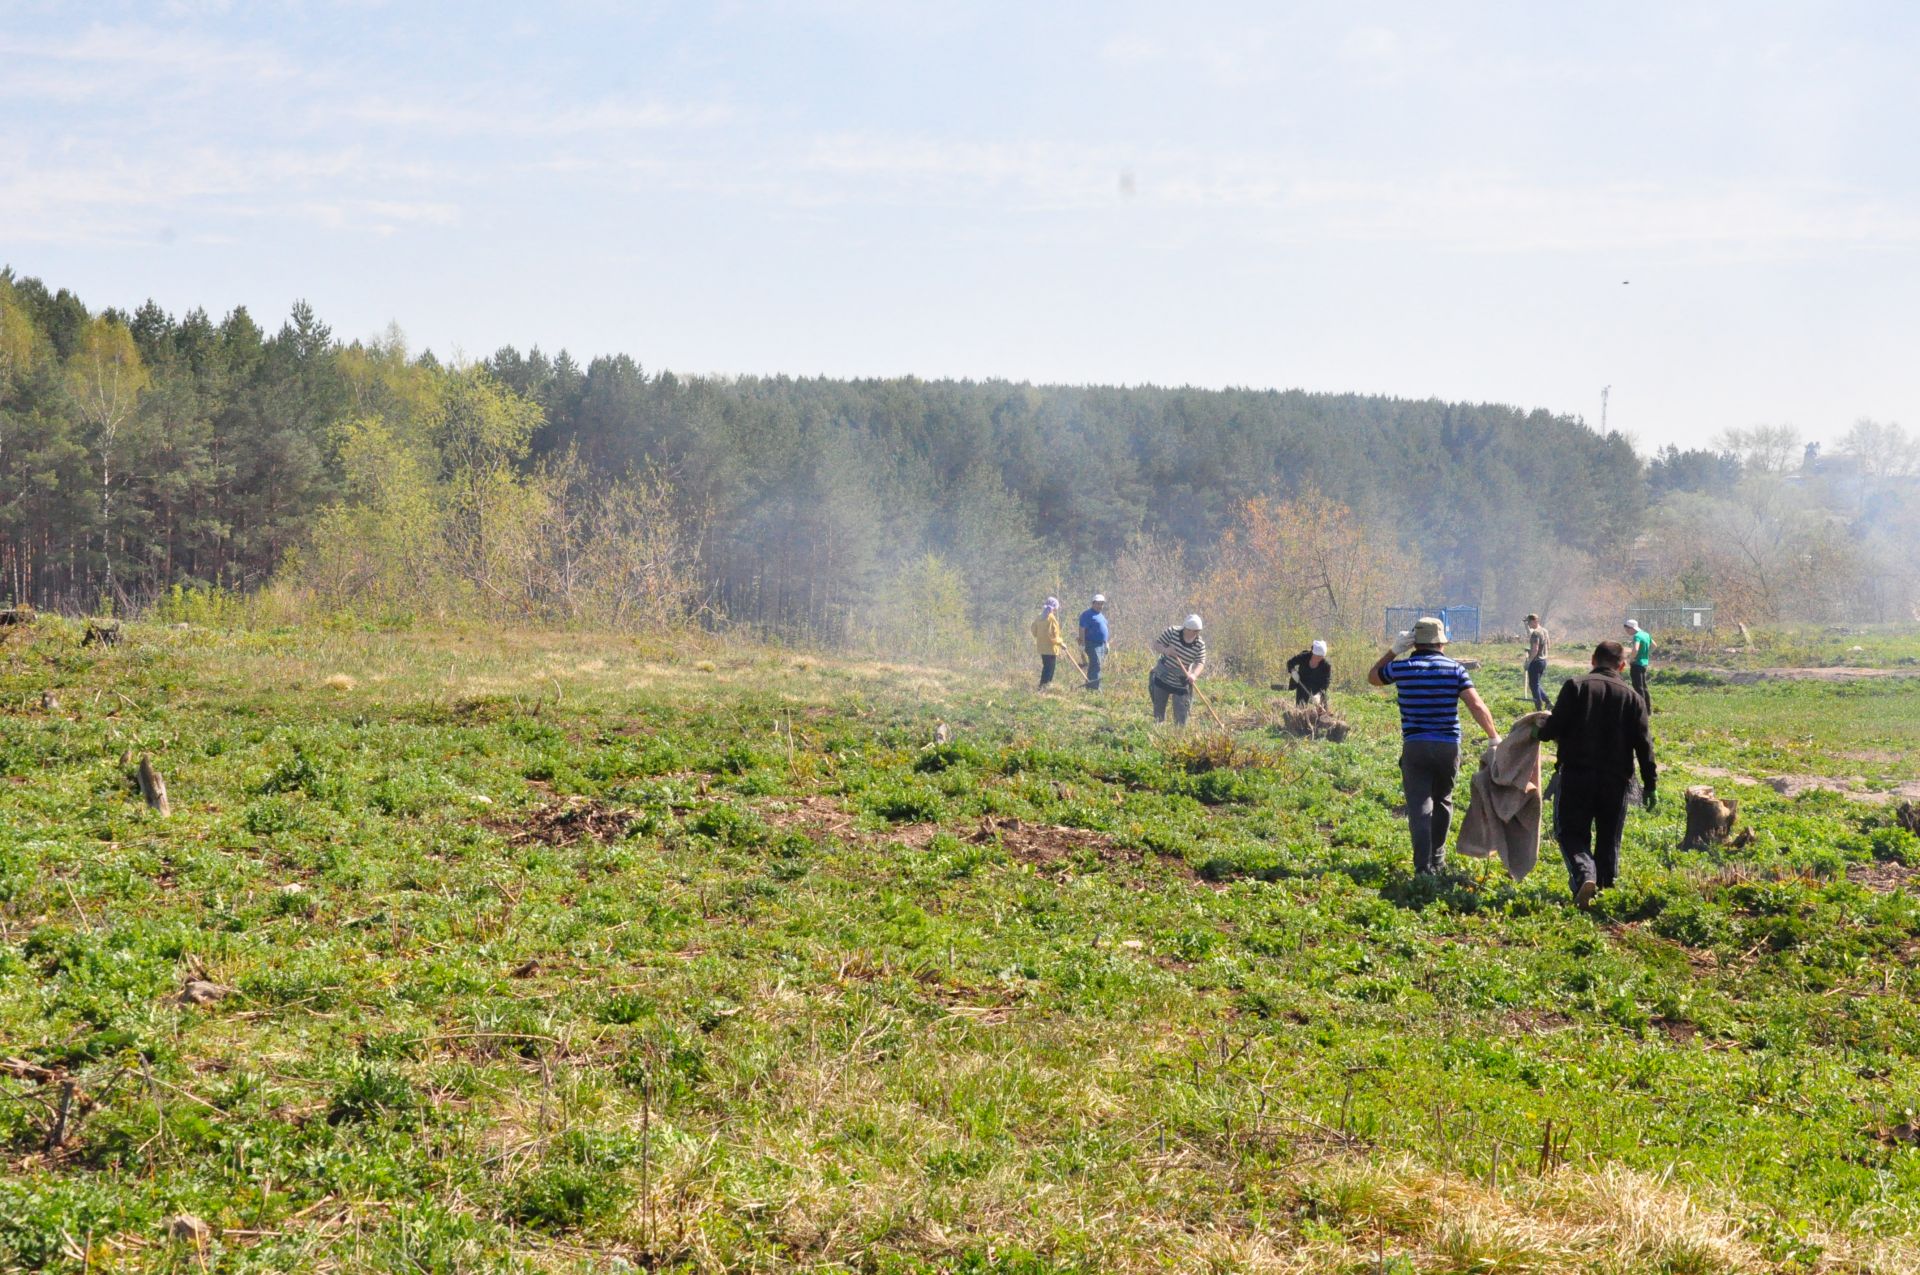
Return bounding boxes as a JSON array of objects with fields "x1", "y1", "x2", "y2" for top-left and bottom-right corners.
[
  {"x1": 1078, "y1": 593, "x2": 1111, "y2": 691},
  {"x1": 1148, "y1": 614, "x2": 1207, "y2": 725},
  {"x1": 1285, "y1": 639, "x2": 1333, "y2": 706},
  {"x1": 1623, "y1": 620, "x2": 1653, "y2": 707}
]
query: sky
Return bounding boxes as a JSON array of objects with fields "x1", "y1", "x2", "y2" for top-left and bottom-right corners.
[{"x1": 3, "y1": 0, "x2": 1916, "y2": 450}]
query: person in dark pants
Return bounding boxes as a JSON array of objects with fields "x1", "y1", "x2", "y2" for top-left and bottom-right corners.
[
  {"x1": 1030, "y1": 597, "x2": 1063, "y2": 689},
  {"x1": 1148, "y1": 614, "x2": 1207, "y2": 726},
  {"x1": 1285, "y1": 639, "x2": 1333, "y2": 706},
  {"x1": 1368, "y1": 616, "x2": 1502, "y2": 877},
  {"x1": 1624, "y1": 619, "x2": 1653, "y2": 708},
  {"x1": 1535, "y1": 639, "x2": 1657, "y2": 908},
  {"x1": 1523, "y1": 614, "x2": 1551, "y2": 711},
  {"x1": 1078, "y1": 593, "x2": 1110, "y2": 690}
]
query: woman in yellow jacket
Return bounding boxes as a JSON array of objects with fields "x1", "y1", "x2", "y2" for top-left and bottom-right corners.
[{"x1": 1031, "y1": 597, "x2": 1064, "y2": 689}]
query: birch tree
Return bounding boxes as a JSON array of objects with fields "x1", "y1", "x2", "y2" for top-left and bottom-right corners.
[{"x1": 64, "y1": 317, "x2": 150, "y2": 600}]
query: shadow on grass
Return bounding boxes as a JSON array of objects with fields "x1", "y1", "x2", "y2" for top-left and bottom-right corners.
[
  {"x1": 1379, "y1": 870, "x2": 1517, "y2": 913},
  {"x1": 1195, "y1": 847, "x2": 1547, "y2": 915}
]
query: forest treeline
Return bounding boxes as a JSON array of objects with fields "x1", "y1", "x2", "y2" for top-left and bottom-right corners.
[{"x1": 2, "y1": 270, "x2": 1914, "y2": 673}]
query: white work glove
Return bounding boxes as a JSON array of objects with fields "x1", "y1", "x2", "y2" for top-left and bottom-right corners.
[{"x1": 1392, "y1": 635, "x2": 1415, "y2": 655}]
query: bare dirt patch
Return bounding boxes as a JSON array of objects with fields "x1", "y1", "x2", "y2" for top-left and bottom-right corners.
[
  {"x1": 1651, "y1": 1016, "x2": 1699, "y2": 1045},
  {"x1": 972, "y1": 813, "x2": 1144, "y2": 871},
  {"x1": 1547, "y1": 658, "x2": 1918, "y2": 684},
  {"x1": 1847, "y1": 861, "x2": 1920, "y2": 894},
  {"x1": 1768, "y1": 776, "x2": 1920, "y2": 806},
  {"x1": 1723, "y1": 667, "x2": 1918, "y2": 684},
  {"x1": 490, "y1": 796, "x2": 634, "y2": 847},
  {"x1": 1767, "y1": 774, "x2": 1857, "y2": 799},
  {"x1": 1684, "y1": 765, "x2": 1920, "y2": 807},
  {"x1": 760, "y1": 795, "x2": 860, "y2": 836},
  {"x1": 1502, "y1": 1009, "x2": 1577, "y2": 1035},
  {"x1": 756, "y1": 794, "x2": 1194, "y2": 878}
]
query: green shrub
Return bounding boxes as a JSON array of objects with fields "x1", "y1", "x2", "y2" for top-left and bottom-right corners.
[
  {"x1": 328, "y1": 1062, "x2": 419, "y2": 1125},
  {"x1": 505, "y1": 1162, "x2": 625, "y2": 1232},
  {"x1": 1870, "y1": 826, "x2": 1920, "y2": 865}
]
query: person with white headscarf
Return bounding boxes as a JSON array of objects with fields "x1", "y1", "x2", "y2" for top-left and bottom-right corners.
[
  {"x1": 1285, "y1": 639, "x2": 1333, "y2": 706},
  {"x1": 1148, "y1": 614, "x2": 1207, "y2": 725}
]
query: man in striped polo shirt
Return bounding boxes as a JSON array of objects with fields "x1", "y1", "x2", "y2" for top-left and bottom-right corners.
[{"x1": 1368, "y1": 616, "x2": 1502, "y2": 877}]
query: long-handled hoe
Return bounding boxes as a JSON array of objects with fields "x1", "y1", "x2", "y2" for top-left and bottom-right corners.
[
  {"x1": 1168, "y1": 656, "x2": 1230, "y2": 732},
  {"x1": 1191, "y1": 678, "x2": 1230, "y2": 732}
]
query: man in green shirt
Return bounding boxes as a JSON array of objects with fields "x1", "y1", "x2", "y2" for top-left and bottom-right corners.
[{"x1": 1624, "y1": 620, "x2": 1653, "y2": 708}]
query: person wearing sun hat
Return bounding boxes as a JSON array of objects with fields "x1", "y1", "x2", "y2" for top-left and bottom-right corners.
[
  {"x1": 1285, "y1": 639, "x2": 1334, "y2": 706},
  {"x1": 1148, "y1": 613, "x2": 1207, "y2": 726},
  {"x1": 1368, "y1": 616, "x2": 1502, "y2": 877},
  {"x1": 1031, "y1": 597, "x2": 1064, "y2": 689}
]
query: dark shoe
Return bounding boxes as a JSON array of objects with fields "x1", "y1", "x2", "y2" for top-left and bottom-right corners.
[{"x1": 1574, "y1": 880, "x2": 1597, "y2": 910}]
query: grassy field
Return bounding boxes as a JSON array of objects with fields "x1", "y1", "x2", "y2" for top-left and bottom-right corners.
[{"x1": 3, "y1": 622, "x2": 1920, "y2": 1273}]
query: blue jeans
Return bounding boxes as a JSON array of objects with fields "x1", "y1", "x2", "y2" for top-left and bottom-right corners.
[
  {"x1": 1526, "y1": 658, "x2": 1549, "y2": 710},
  {"x1": 1083, "y1": 643, "x2": 1105, "y2": 689}
]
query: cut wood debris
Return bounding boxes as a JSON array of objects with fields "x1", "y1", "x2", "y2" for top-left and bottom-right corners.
[{"x1": 1279, "y1": 702, "x2": 1351, "y2": 742}]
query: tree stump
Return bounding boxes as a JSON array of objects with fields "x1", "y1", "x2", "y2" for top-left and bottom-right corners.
[
  {"x1": 137, "y1": 755, "x2": 171, "y2": 817},
  {"x1": 1682, "y1": 785, "x2": 1737, "y2": 850}
]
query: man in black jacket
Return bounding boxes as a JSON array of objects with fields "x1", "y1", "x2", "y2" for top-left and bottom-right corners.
[{"x1": 1535, "y1": 640, "x2": 1657, "y2": 908}]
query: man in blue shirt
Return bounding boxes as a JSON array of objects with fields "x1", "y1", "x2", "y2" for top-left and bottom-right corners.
[
  {"x1": 1078, "y1": 594, "x2": 1110, "y2": 690},
  {"x1": 1368, "y1": 616, "x2": 1502, "y2": 877}
]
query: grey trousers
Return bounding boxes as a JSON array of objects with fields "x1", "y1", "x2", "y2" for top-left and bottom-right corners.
[
  {"x1": 1149, "y1": 676, "x2": 1191, "y2": 725},
  {"x1": 1400, "y1": 740, "x2": 1461, "y2": 875}
]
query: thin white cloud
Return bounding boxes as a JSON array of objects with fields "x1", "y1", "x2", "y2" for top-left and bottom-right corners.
[
  {"x1": 760, "y1": 134, "x2": 1920, "y2": 257},
  {"x1": 294, "y1": 199, "x2": 461, "y2": 236},
  {"x1": 1095, "y1": 25, "x2": 1288, "y2": 85},
  {"x1": 1279, "y1": 176, "x2": 1920, "y2": 255},
  {"x1": 0, "y1": 135, "x2": 455, "y2": 246},
  {"x1": 0, "y1": 22, "x2": 306, "y2": 87},
  {"x1": 329, "y1": 95, "x2": 739, "y2": 138}
]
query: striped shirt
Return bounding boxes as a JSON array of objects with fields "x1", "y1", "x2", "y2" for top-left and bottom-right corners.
[
  {"x1": 1152, "y1": 627, "x2": 1206, "y2": 690},
  {"x1": 1378, "y1": 650, "x2": 1473, "y2": 742}
]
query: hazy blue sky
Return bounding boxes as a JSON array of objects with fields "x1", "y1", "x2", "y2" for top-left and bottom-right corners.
[{"x1": 4, "y1": 1, "x2": 1915, "y2": 448}]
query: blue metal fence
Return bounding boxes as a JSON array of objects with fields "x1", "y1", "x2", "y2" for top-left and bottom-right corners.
[{"x1": 1384, "y1": 605, "x2": 1481, "y2": 644}]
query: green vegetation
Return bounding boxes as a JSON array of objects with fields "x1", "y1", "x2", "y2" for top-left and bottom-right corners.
[{"x1": 3, "y1": 621, "x2": 1919, "y2": 1271}]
